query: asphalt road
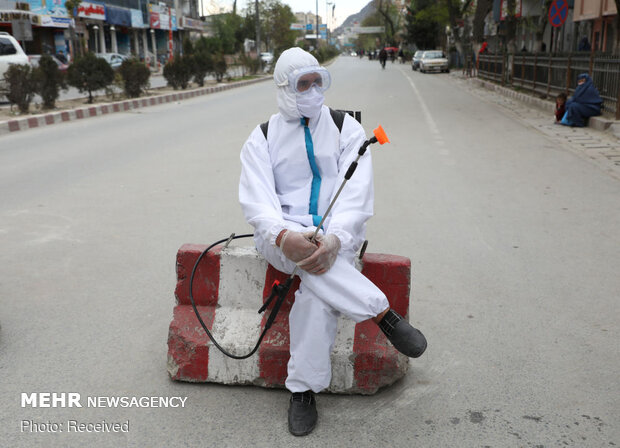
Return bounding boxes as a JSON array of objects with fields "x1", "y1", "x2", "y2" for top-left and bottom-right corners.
[{"x1": 1, "y1": 56, "x2": 618, "y2": 448}]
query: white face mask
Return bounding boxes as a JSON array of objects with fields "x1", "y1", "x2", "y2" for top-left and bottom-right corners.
[{"x1": 296, "y1": 86, "x2": 324, "y2": 119}]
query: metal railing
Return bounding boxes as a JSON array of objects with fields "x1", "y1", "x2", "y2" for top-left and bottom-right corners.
[{"x1": 478, "y1": 52, "x2": 620, "y2": 119}]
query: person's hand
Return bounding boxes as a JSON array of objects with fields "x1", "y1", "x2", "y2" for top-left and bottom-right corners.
[
  {"x1": 280, "y1": 230, "x2": 318, "y2": 263},
  {"x1": 297, "y1": 234, "x2": 340, "y2": 275}
]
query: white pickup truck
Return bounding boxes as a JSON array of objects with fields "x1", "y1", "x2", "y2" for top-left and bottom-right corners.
[{"x1": 0, "y1": 32, "x2": 29, "y2": 91}]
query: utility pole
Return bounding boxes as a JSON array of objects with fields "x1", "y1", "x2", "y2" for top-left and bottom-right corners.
[
  {"x1": 316, "y1": 0, "x2": 319, "y2": 46},
  {"x1": 255, "y1": 0, "x2": 261, "y2": 67},
  {"x1": 326, "y1": 1, "x2": 332, "y2": 43}
]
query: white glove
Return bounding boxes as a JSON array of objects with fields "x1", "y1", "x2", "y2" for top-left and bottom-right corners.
[
  {"x1": 280, "y1": 230, "x2": 318, "y2": 263},
  {"x1": 297, "y1": 234, "x2": 341, "y2": 275}
]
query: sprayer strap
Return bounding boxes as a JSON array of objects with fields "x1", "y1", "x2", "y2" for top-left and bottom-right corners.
[{"x1": 260, "y1": 109, "x2": 360, "y2": 140}]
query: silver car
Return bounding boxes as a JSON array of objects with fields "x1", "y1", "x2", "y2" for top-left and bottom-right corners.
[
  {"x1": 419, "y1": 50, "x2": 449, "y2": 73},
  {"x1": 411, "y1": 50, "x2": 424, "y2": 71},
  {"x1": 96, "y1": 52, "x2": 128, "y2": 70}
]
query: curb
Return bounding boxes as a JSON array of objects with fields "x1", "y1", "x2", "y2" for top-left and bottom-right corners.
[
  {"x1": 0, "y1": 76, "x2": 272, "y2": 137},
  {"x1": 465, "y1": 76, "x2": 618, "y2": 133},
  {"x1": 167, "y1": 244, "x2": 411, "y2": 394}
]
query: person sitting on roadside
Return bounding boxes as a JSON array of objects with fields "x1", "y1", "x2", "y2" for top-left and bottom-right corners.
[
  {"x1": 560, "y1": 73, "x2": 602, "y2": 127},
  {"x1": 56, "y1": 50, "x2": 68, "y2": 64},
  {"x1": 555, "y1": 92, "x2": 567, "y2": 123}
]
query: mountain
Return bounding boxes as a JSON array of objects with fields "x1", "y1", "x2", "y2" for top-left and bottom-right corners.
[{"x1": 333, "y1": 1, "x2": 377, "y2": 36}]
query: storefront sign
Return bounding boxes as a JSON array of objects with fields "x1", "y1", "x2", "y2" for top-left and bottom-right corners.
[
  {"x1": 131, "y1": 9, "x2": 146, "y2": 28},
  {"x1": 106, "y1": 5, "x2": 131, "y2": 27},
  {"x1": 182, "y1": 17, "x2": 203, "y2": 31},
  {"x1": 149, "y1": 11, "x2": 160, "y2": 29},
  {"x1": 77, "y1": 1, "x2": 106, "y2": 21},
  {"x1": 149, "y1": 5, "x2": 175, "y2": 30},
  {"x1": 11, "y1": 18, "x2": 32, "y2": 40},
  {"x1": 40, "y1": 15, "x2": 72, "y2": 28},
  {"x1": 28, "y1": 0, "x2": 68, "y2": 18}
]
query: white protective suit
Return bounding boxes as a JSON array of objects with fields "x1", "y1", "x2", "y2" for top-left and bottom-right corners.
[{"x1": 239, "y1": 48, "x2": 389, "y2": 393}]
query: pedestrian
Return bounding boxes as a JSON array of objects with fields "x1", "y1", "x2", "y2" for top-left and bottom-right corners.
[
  {"x1": 238, "y1": 47, "x2": 427, "y2": 437},
  {"x1": 379, "y1": 47, "x2": 387, "y2": 69},
  {"x1": 56, "y1": 50, "x2": 67, "y2": 64},
  {"x1": 559, "y1": 73, "x2": 602, "y2": 127},
  {"x1": 554, "y1": 92, "x2": 567, "y2": 123},
  {"x1": 578, "y1": 36, "x2": 591, "y2": 52}
]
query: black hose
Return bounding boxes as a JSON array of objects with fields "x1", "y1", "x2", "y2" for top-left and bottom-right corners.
[{"x1": 188, "y1": 233, "x2": 293, "y2": 360}]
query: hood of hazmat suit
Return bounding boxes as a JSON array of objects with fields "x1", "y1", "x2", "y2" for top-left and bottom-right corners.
[{"x1": 274, "y1": 47, "x2": 327, "y2": 121}]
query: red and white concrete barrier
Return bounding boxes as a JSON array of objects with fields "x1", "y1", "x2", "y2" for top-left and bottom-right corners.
[{"x1": 167, "y1": 244, "x2": 412, "y2": 394}]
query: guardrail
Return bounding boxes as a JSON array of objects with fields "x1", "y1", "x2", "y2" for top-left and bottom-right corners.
[{"x1": 478, "y1": 52, "x2": 620, "y2": 120}]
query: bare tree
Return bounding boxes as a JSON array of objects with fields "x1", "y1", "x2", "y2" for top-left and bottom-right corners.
[
  {"x1": 534, "y1": 0, "x2": 553, "y2": 52},
  {"x1": 375, "y1": 0, "x2": 396, "y2": 44},
  {"x1": 504, "y1": 0, "x2": 518, "y2": 53},
  {"x1": 445, "y1": 0, "x2": 474, "y2": 60},
  {"x1": 472, "y1": 0, "x2": 493, "y2": 50}
]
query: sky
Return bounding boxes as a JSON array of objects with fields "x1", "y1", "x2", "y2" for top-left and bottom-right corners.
[{"x1": 211, "y1": 0, "x2": 369, "y2": 29}]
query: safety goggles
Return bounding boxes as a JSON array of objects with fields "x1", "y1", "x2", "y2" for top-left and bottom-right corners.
[{"x1": 277, "y1": 67, "x2": 331, "y2": 94}]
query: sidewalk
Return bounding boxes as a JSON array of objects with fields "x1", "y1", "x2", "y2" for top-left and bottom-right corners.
[
  {"x1": 450, "y1": 71, "x2": 620, "y2": 180},
  {"x1": 0, "y1": 74, "x2": 271, "y2": 137}
]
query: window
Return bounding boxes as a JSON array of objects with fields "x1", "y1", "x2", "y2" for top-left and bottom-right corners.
[{"x1": 0, "y1": 37, "x2": 18, "y2": 56}]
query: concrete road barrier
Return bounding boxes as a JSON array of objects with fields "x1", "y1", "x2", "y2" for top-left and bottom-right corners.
[{"x1": 167, "y1": 244, "x2": 412, "y2": 394}]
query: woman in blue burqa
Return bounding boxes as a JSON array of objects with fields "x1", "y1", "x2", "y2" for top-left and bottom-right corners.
[{"x1": 560, "y1": 73, "x2": 603, "y2": 127}]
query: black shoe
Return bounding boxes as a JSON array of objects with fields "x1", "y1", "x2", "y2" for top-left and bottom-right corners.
[
  {"x1": 288, "y1": 391, "x2": 317, "y2": 436},
  {"x1": 379, "y1": 309, "x2": 427, "y2": 358}
]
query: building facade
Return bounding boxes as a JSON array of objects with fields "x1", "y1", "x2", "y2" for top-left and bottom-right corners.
[
  {"x1": 0, "y1": 0, "x2": 205, "y2": 63},
  {"x1": 573, "y1": 0, "x2": 618, "y2": 51}
]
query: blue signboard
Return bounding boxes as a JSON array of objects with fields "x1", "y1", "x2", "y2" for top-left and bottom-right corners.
[{"x1": 29, "y1": 0, "x2": 70, "y2": 18}]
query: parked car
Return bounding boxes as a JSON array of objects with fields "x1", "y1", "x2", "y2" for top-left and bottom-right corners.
[
  {"x1": 95, "y1": 52, "x2": 128, "y2": 70},
  {"x1": 28, "y1": 54, "x2": 69, "y2": 72},
  {"x1": 411, "y1": 50, "x2": 424, "y2": 71},
  {"x1": 260, "y1": 52, "x2": 274, "y2": 64},
  {"x1": 0, "y1": 32, "x2": 29, "y2": 91},
  {"x1": 419, "y1": 50, "x2": 449, "y2": 73}
]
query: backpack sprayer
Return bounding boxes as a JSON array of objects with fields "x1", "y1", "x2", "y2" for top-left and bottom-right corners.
[{"x1": 189, "y1": 125, "x2": 390, "y2": 360}]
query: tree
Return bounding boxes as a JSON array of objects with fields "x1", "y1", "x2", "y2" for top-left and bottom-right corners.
[
  {"x1": 244, "y1": 0, "x2": 296, "y2": 58},
  {"x1": 118, "y1": 58, "x2": 151, "y2": 98},
  {"x1": 533, "y1": 0, "x2": 553, "y2": 52},
  {"x1": 211, "y1": 12, "x2": 244, "y2": 54},
  {"x1": 33, "y1": 54, "x2": 66, "y2": 109},
  {"x1": 503, "y1": 0, "x2": 518, "y2": 53},
  {"x1": 355, "y1": 13, "x2": 384, "y2": 51},
  {"x1": 405, "y1": 0, "x2": 448, "y2": 50},
  {"x1": 615, "y1": 0, "x2": 620, "y2": 52},
  {"x1": 188, "y1": 37, "x2": 215, "y2": 86},
  {"x1": 3, "y1": 64, "x2": 36, "y2": 113},
  {"x1": 67, "y1": 52, "x2": 114, "y2": 103},
  {"x1": 263, "y1": 0, "x2": 296, "y2": 57},
  {"x1": 444, "y1": 0, "x2": 474, "y2": 57},
  {"x1": 472, "y1": 0, "x2": 493, "y2": 46},
  {"x1": 375, "y1": 0, "x2": 398, "y2": 45}
]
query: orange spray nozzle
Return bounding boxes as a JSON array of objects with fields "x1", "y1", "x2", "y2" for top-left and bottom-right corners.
[{"x1": 373, "y1": 125, "x2": 390, "y2": 145}]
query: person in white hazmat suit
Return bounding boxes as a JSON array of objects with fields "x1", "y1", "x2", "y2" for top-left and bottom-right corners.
[{"x1": 239, "y1": 47, "x2": 427, "y2": 436}]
